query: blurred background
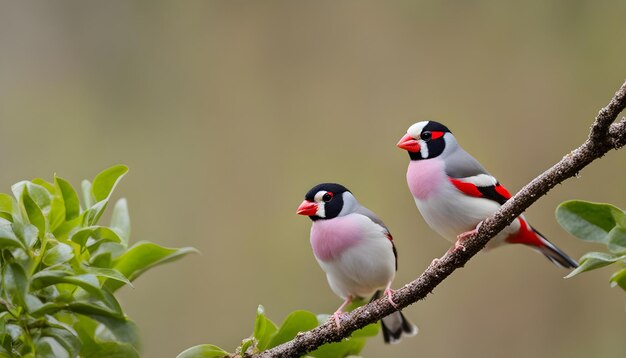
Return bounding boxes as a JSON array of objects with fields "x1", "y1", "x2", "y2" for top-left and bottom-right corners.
[{"x1": 1, "y1": 1, "x2": 625, "y2": 357}]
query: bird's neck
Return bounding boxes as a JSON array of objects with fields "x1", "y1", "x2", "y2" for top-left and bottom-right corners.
[
  {"x1": 310, "y1": 216, "x2": 361, "y2": 262},
  {"x1": 406, "y1": 158, "x2": 447, "y2": 200}
]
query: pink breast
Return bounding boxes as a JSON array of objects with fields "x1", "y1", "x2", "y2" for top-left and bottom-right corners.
[
  {"x1": 310, "y1": 217, "x2": 361, "y2": 261},
  {"x1": 406, "y1": 159, "x2": 447, "y2": 200}
]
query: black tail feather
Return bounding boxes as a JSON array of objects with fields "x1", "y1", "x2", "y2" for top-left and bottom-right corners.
[
  {"x1": 371, "y1": 291, "x2": 418, "y2": 344},
  {"x1": 532, "y1": 229, "x2": 578, "y2": 269}
]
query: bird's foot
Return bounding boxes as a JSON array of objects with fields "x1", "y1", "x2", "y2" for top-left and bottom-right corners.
[
  {"x1": 455, "y1": 221, "x2": 484, "y2": 251},
  {"x1": 384, "y1": 288, "x2": 399, "y2": 309},
  {"x1": 331, "y1": 296, "x2": 352, "y2": 328},
  {"x1": 453, "y1": 237, "x2": 468, "y2": 251},
  {"x1": 332, "y1": 310, "x2": 344, "y2": 328}
]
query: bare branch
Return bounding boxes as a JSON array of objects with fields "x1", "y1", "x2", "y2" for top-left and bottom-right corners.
[
  {"x1": 589, "y1": 80, "x2": 626, "y2": 142},
  {"x1": 609, "y1": 117, "x2": 626, "y2": 149},
  {"x1": 252, "y1": 79, "x2": 626, "y2": 358}
]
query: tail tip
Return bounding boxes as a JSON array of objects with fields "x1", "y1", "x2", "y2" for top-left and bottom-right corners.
[{"x1": 381, "y1": 311, "x2": 418, "y2": 344}]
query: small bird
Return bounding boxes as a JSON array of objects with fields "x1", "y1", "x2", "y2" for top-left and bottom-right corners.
[
  {"x1": 396, "y1": 121, "x2": 578, "y2": 268},
  {"x1": 297, "y1": 183, "x2": 417, "y2": 343}
]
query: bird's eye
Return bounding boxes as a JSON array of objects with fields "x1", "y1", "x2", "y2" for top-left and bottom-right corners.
[
  {"x1": 322, "y1": 192, "x2": 333, "y2": 202},
  {"x1": 420, "y1": 131, "x2": 432, "y2": 141}
]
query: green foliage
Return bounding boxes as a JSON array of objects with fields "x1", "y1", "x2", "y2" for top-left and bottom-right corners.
[
  {"x1": 177, "y1": 344, "x2": 230, "y2": 358},
  {"x1": 178, "y1": 304, "x2": 379, "y2": 358},
  {"x1": 0, "y1": 165, "x2": 197, "y2": 357},
  {"x1": 556, "y1": 200, "x2": 626, "y2": 290}
]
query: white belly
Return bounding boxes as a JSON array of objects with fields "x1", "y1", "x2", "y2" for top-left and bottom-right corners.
[
  {"x1": 318, "y1": 237, "x2": 395, "y2": 299},
  {"x1": 415, "y1": 181, "x2": 520, "y2": 249}
]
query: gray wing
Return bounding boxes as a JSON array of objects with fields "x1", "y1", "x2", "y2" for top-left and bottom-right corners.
[
  {"x1": 354, "y1": 204, "x2": 398, "y2": 270},
  {"x1": 444, "y1": 146, "x2": 491, "y2": 178},
  {"x1": 354, "y1": 205, "x2": 390, "y2": 233}
]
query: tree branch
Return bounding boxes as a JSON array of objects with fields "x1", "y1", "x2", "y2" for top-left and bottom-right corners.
[{"x1": 252, "y1": 79, "x2": 626, "y2": 358}]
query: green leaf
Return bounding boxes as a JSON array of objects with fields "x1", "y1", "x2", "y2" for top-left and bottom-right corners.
[
  {"x1": 556, "y1": 200, "x2": 625, "y2": 243},
  {"x1": 0, "y1": 194, "x2": 12, "y2": 211},
  {"x1": 12, "y1": 182, "x2": 52, "y2": 215},
  {"x1": 12, "y1": 221, "x2": 38, "y2": 248},
  {"x1": 32, "y1": 300, "x2": 124, "y2": 320},
  {"x1": 82, "y1": 266, "x2": 132, "y2": 287},
  {"x1": 29, "y1": 303, "x2": 66, "y2": 318},
  {"x1": 21, "y1": 187, "x2": 46, "y2": 238},
  {"x1": 104, "y1": 241, "x2": 198, "y2": 292},
  {"x1": 45, "y1": 315, "x2": 79, "y2": 336},
  {"x1": 35, "y1": 336, "x2": 70, "y2": 358},
  {"x1": 24, "y1": 293, "x2": 44, "y2": 313},
  {"x1": 110, "y1": 199, "x2": 130, "y2": 246},
  {"x1": 80, "y1": 166, "x2": 129, "y2": 227},
  {"x1": 267, "y1": 310, "x2": 318, "y2": 349},
  {"x1": 95, "y1": 288, "x2": 124, "y2": 317},
  {"x1": 89, "y1": 315, "x2": 141, "y2": 352},
  {"x1": 81, "y1": 180, "x2": 93, "y2": 209},
  {"x1": 54, "y1": 176, "x2": 80, "y2": 221},
  {"x1": 565, "y1": 252, "x2": 626, "y2": 278},
  {"x1": 351, "y1": 322, "x2": 380, "y2": 338},
  {"x1": 5, "y1": 323, "x2": 23, "y2": 341},
  {"x1": 65, "y1": 313, "x2": 138, "y2": 357},
  {"x1": 580, "y1": 251, "x2": 626, "y2": 263},
  {"x1": 0, "y1": 347, "x2": 9, "y2": 357},
  {"x1": 239, "y1": 338, "x2": 254, "y2": 356},
  {"x1": 176, "y1": 344, "x2": 230, "y2": 358},
  {"x1": 52, "y1": 217, "x2": 81, "y2": 241},
  {"x1": 80, "y1": 341, "x2": 139, "y2": 358},
  {"x1": 309, "y1": 337, "x2": 366, "y2": 358},
  {"x1": 48, "y1": 175, "x2": 80, "y2": 238},
  {"x1": 254, "y1": 305, "x2": 278, "y2": 351},
  {"x1": 0, "y1": 194, "x2": 13, "y2": 218},
  {"x1": 89, "y1": 242, "x2": 126, "y2": 268},
  {"x1": 40, "y1": 327, "x2": 80, "y2": 358},
  {"x1": 91, "y1": 165, "x2": 128, "y2": 202},
  {"x1": 610, "y1": 268, "x2": 626, "y2": 291},
  {"x1": 89, "y1": 252, "x2": 112, "y2": 268},
  {"x1": 4, "y1": 263, "x2": 28, "y2": 307},
  {"x1": 83, "y1": 201, "x2": 108, "y2": 227},
  {"x1": 70, "y1": 226, "x2": 122, "y2": 249},
  {"x1": 31, "y1": 179, "x2": 59, "y2": 229},
  {"x1": 31, "y1": 178, "x2": 55, "y2": 193},
  {"x1": 31, "y1": 271, "x2": 104, "y2": 299},
  {"x1": 47, "y1": 193, "x2": 66, "y2": 233},
  {"x1": 0, "y1": 219, "x2": 26, "y2": 250},
  {"x1": 65, "y1": 313, "x2": 98, "y2": 353},
  {"x1": 607, "y1": 226, "x2": 626, "y2": 254},
  {"x1": 42, "y1": 243, "x2": 74, "y2": 266},
  {"x1": 307, "y1": 312, "x2": 378, "y2": 357}
]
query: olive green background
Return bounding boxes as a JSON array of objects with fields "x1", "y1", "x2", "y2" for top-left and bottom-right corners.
[{"x1": 1, "y1": 2, "x2": 625, "y2": 357}]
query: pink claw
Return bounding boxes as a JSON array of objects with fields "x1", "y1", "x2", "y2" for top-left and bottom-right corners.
[
  {"x1": 384, "y1": 284, "x2": 399, "y2": 309},
  {"x1": 455, "y1": 221, "x2": 484, "y2": 251},
  {"x1": 332, "y1": 311, "x2": 344, "y2": 328},
  {"x1": 331, "y1": 296, "x2": 352, "y2": 328},
  {"x1": 454, "y1": 238, "x2": 468, "y2": 251}
]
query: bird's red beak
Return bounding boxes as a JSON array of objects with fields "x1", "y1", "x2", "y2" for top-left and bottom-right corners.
[
  {"x1": 396, "y1": 133, "x2": 421, "y2": 152},
  {"x1": 296, "y1": 200, "x2": 318, "y2": 216}
]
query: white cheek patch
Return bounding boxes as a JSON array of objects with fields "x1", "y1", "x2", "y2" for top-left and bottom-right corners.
[
  {"x1": 418, "y1": 139, "x2": 429, "y2": 158},
  {"x1": 313, "y1": 191, "x2": 328, "y2": 218},
  {"x1": 316, "y1": 202, "x2": 326, "y2": 218}
]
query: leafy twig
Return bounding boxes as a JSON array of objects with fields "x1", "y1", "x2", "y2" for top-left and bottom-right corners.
[{"x1": 252, "y1": 79, "x2": 626, "y2": 358}]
